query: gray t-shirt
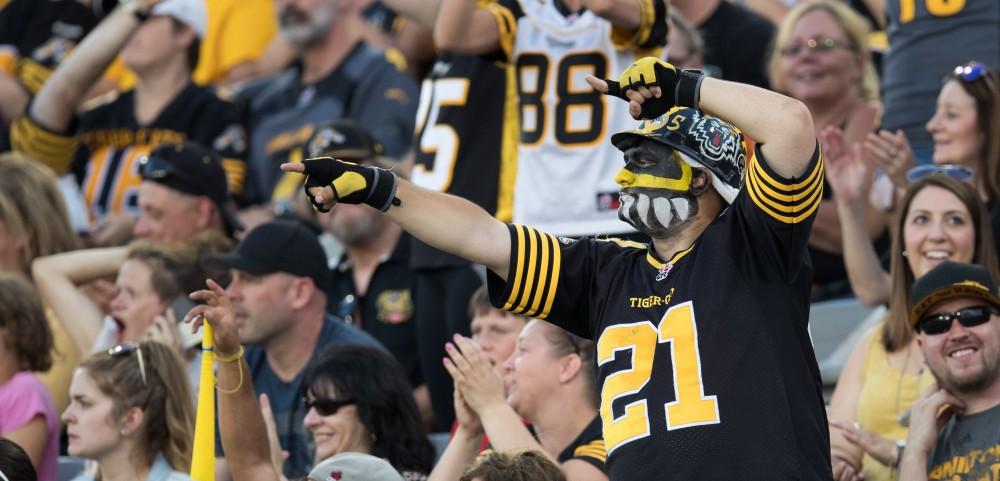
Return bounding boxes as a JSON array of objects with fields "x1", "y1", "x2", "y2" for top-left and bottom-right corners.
[
  {"x1": 926, "y1": 401, "x2": 1000, "y2": 480},
  {"x1": 882, "y1": 0, "x2": 999, "y2": 151}
]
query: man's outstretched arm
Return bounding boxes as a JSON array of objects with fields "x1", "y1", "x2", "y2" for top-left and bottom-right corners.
[{"x1": 280, "y1": 161, "x2": 511, "y2": 279}]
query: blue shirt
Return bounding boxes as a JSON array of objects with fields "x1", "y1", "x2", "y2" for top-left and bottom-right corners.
[
  {"x1": 70, "y1": 453, "x2": 191, "y2": 481},
  {"x1": 219, "y1": 315, "x2": 383, "y2": 478}
]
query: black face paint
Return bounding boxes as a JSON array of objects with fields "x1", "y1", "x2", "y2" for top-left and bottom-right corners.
[{"x1": 615, "y1": 142, "x2": 702, "y2": 238}]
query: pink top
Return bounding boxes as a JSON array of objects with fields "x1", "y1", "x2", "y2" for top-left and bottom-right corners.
[{"x1": 0, "y1": 371, "x2": 59, "y2": 481}]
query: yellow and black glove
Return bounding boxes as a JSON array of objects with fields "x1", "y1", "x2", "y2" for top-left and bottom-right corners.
[
  {"x1": 602, "y1": 57, "x2": 704, "y2": 119},
  {"x1": 300, "y1": 157, "x2": 399, "y2": 213}
]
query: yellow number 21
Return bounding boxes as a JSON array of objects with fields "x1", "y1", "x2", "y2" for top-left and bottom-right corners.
[{"x1": 597, "y1": 301, "x2": 720, "y2": 454}]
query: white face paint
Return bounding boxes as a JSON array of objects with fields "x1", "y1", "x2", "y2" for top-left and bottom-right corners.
[{"x1": 619, "y1": 190, "x2": 697, "y2": 238}]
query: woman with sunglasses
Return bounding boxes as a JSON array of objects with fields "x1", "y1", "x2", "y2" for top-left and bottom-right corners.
[
  {"x1": 189, "y1": 277, "x2": 434, "y2": 481},
  {"x1": 768, "y1": 0, "x2": 886, "y2": 299},
  {"x1": 32, "y1": 233, "x2": 231, "y2": 385},
  {"x1": 433, "y1": 320, "x2": 606, "y2": 481},
  {"x1": 823, "y1": 129, "x2": 1000, "y2": 481},
  {"x1": 62, "y1": 341, "x2": 195, "y2": 481}
]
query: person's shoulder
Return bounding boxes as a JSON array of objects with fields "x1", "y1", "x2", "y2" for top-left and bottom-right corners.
[
  {"x1": 0, "y1": 372, "x2": 52, "y2": 403},
  {"x1": 321, "y1": 315, "x2": 385, "y2": 349}
]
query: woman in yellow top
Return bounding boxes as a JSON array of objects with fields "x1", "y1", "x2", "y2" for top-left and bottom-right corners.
[{"x1": 823, "y1": 130, "x2": 1000, "y2": 481}]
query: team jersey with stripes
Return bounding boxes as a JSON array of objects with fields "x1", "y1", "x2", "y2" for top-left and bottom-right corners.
[
  {"x1": 488, "y1": 145, "x2": 834, "y2": 481},
  {"x1": 484, "y1": 0, "x2": 667, "y2": 236},
  {"x1": 11, "y1": 83, "x2": 247, "y2": 219},
  {"x1": 557, "y1": 416, "x2": 607, "y2": 473}
]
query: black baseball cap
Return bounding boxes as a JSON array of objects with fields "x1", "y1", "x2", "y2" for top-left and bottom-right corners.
[
  {"x1": 209, "y1": 220, "x2": 332, "y2": 294},
  {"x1": 139, "y1": 141, "x2": 244, "y2": 234},
  {"x1": 910, "y1": 261, "x2": 1000, "y2": 327},
  {"x1": 304, "y1": 120, "x2": 389, "y2": 167}
]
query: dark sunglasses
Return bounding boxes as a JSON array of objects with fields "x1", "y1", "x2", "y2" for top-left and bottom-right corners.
[
  {"x1": 778, "y1": 37, "x2": 851, "y2": 57},
  {"x1": 303, "y1": 396, "x2": 356, "y2": 416},
  {"x1": 108, "y1": 343, "x2": 148, "y2": 386},
  {"x1": 138, "y1": 155, "x2": 200, "y2": 186},
  {"x1": 905, "y1": 164, "x2": 975, "y2": 183},
  {"x1": 916, "y1": 305, "x2": 996, "y2": 335}
]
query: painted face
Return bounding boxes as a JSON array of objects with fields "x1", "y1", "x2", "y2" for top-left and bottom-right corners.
[
  {"x1": 777, "y1": 9, "x2": 861, "y2": 104},
  {"x1": 109, "y1": 260, "x2": 167, "y2": 342},
  {"x1": 902, "y1": 186, "x2": 976, "y2": 279},
  {"x1": 918, "y1": 297, "x2": 1000, "y2": 394},
  {"x1": 302, "y1": 385, "x2": 372, "y2": 462},
  {"x1": 470, "y1": 311, "x2": 528, "y2": 368},
  {"x1": 927, "y1": 80, "x2": 984, "y2": 169},
  {"x1": 500, "y1": 320, "x2": 566, "y2": 418},
  {"x1": 62, "y1": 369, "x2": 124, "y2": 460},
  {"x1": 615, "y1": 142, "x2": 700, "y2": 238}
]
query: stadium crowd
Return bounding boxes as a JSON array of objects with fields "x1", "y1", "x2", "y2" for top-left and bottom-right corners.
[{"x1": 0, "y1": 0, "x2": 999, "y2": 480}]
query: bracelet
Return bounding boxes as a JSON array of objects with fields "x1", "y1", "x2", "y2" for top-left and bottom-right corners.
[
  {"x1": 216, "y1": 359, "x2": 244, "y2": 394},
  {"x1": 675, "y1": 69, "x2": 704, "y2": 109},
  {"x1": 215, "y1": 345, "x2": 244, "y2": 363}
]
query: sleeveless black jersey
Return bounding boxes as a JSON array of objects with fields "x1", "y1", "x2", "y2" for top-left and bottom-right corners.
[
  {"x1": 488, "y1": 145, "x2": 833, "y2": 481},
  {"x1": 557, "y1": 416, "x2": 607, "y2": 473},
  {"x1": 410, "y1": 52, "x2": 517, "y2": 269},
  {"x1": 11, "y1": 83, "x2": 248, "y2": 218}
]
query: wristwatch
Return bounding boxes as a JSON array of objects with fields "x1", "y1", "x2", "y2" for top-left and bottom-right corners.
[{"x1": 894, "y1": 440, "x2": 906, "y2": 467}]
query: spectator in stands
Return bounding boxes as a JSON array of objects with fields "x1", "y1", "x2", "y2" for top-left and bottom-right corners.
[
  {"x1": 460, "y1": 450, "x2": 567, "y2": 481},
  {"x1": 666, "y1": 13, "x2": 704, "y2": 70},
  {"x1": 192, "y1": 0, "x2": 278, "y2": 86},
  {"x1": 0, "y1": 152, "x2": 80, "y2": 412},
  {"x1": 670, "y1": 0, "x2": 775, "y2": 87},
  {"x1": 468, "y1": 287, "x2": 528, "y2": 369},
  {"x1": 32, "y1": 233, "x2": 231, "y2": 357},
  {"x1": 435, "y1": 321, "x2": 606, "y2": 481},
  {"x1": 237, "y1": 0, "x2": 418, "y2": 208},
  {"x1": 201, "y1": 219, "x2": 382, "y2": 479},
  {"x1": 769, "y1": 0, "x2": 885, "y2": 299},
  {"x1": 899, "y1": 261, "x2": 1000, "y2": 481},
  {"x1": 187, "y1": 289, "x2": 431, "y2": 480},
  {"x1": 134, "y1": 141, "x2": 244, "y2": 242},
  {"x1": 0, "y1": 274, "x2": 58, "y2": 481},
  {"x1": 62, "y1": 341, "x2": 195, "y2": 481},
  {"x1": 0, "y1": 438, "x2": 37, "y2": 481},
  {"x1": 822, "y1": 169, "x2": 999, "y2": 481},
  {"x1": 10, "y1": 0, "x2": 247, "y2": 245},
  {"x1": 881, "y1": 0, "x2": 998, "y2": 160},
  {"x1": 304, "y1": 121, "x2": 432, "y2": 425}
]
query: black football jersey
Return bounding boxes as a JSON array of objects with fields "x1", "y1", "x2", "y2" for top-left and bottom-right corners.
[
  {"x1": 410, "y1": 52, "x2": 517, "y2": 269},
  {"x1": 488, "y1": 145, "x2": 834, "y2": 481},
  {"x1": 558, "y1": 416, "x2": 607, "y2": 473}
]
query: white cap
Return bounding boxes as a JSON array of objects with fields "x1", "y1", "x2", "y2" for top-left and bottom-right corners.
[
  {"x1": 151, "y1": 0, "x2": 207, "y2": 38},
  {"x1": 308, "y1": 453, "x2": 405, "y2": 481}
]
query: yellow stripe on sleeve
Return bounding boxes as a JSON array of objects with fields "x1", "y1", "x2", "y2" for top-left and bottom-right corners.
[
  {"x1": 10, "y1": 115, "x2": 77, "y2": 173},
  {"x1": 484, "y1": 3, "x2": 517, "y2": 61},
  {"x1": 221, "y1": 158, "x2": 246, "y2": 195},
  {"x1": 526, "y1": 229, "x2": 551, "y2": 317},
  {"x1": 513, "y1": 228, "x2": 540, "y2": 315},
  {"x1": 750, "y1": 149, "x2": 824, "y2": 194},
  {"x1": 745, "y1": 149, "x2": 824, "y2": 224},
  {"x1": 538, "y1": 233, "x2": 560, "y2": 320},
  {"x1": 503, "y1": 225, "x2": 528, "y2": 311},
  {"x1": 746, "y1": 158, "x2": 824, "y2": 213},
  {"x1": 612, "y1": 0, "x2": 655, "y2": 49}
]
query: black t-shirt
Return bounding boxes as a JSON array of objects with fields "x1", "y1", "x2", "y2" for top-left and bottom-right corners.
[
  {"x1": 330, "y1": 234, "x2": 423, "y2": 386},
  {"x1": 488, "y1": 145, "x2": 832, "y2": 481},
  {"x1": 557, "y1": 416, "x2": 607, "y2": 473},
  {"x1": 698, "y1": 1, "x2": 775, "y2": 88}
]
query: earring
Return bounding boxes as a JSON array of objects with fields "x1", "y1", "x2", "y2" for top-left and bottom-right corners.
[{"x1": 901, "y1": 251, "x2": 908, "y2": 257}]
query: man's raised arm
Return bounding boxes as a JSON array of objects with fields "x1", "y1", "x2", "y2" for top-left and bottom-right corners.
[{"x1": 281, "y1": 160, "x2": 511, "y2": 279}]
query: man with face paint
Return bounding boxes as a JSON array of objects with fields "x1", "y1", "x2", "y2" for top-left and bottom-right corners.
[{"x1": 282, "y1": 57, "x2": 830, "y2": 480}]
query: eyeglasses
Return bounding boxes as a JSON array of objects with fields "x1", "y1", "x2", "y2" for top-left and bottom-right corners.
[
  {"x1": 905, "y1": 164, "x2": 975, "y2": 183},
  {"x1": 916, "y1": 305, "x2": 996, "y2": 335},
  {"x1": 138, "y1": 154, "x2": 200, "y2": 187},
  {"x1": 108, "y1": 343, "x2": 148, "y2": 386},
  {"x1": 303, "y1": 396, "x2": 356, "y2": 416},
  {"x1": 778, "y1": 37, "x2": 851, "y2": 57}
]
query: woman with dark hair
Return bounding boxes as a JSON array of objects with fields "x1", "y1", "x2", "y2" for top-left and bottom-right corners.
[
  {"x1": 301, "y1": 344, "x2": 436, "y2": 479},
  {"x1": 0, "y1": 438, "x2": 38, "y2": 481},
  {"x1": 0, "y1": 274, "x2": 58, "y2": 481},
  {"x1": 189, "y1": 277, "x2": 433, "y2": 481}
]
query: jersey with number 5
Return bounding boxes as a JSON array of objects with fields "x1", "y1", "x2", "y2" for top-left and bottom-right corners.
[
  {"x1": 487, "y1": 146, "x2": 833, "y2": 481},
  {"x1": 485, "y1": 0, "x2": 667, "y2": 236}
]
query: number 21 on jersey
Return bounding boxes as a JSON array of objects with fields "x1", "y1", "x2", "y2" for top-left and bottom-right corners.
[{"x1": 597, "y1": 301, "x2": 720, "y2": 454}]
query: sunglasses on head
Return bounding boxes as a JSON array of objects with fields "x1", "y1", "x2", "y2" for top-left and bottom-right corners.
[
  {"x1": 303, "y1": 396, "x2": 356, "y2": 416},
  {"x1": 905, "y1": 164, "x2": 975, "y2": 184},
  {"x1": 916, "y1": 305, "x2": 997, "y2": 335},
  {"x1": 108, "y1": 343, "x2": 148, "y2": 386},
  {"x1": 778, "y1": 37, "x2": 851, "y2": 57},
  {"x1": 138, "y1": 154, "x2": 200, "y2": 186},
  {"x1": 953, "y1": 62, "x2": 996, "y2": 91}
]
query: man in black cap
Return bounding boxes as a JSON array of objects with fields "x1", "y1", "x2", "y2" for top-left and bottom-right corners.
[
  {"x1": 134, "y1": 140, "x2": 244, "y2": 242},
  {"x1": 901, "y1": 261, "x2": 1000, "y2": 481}
]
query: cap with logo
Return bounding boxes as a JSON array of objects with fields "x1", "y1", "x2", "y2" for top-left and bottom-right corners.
[
  {"x1": 209, "y1": 220, "x2": 332, "y2": 294},
  {"x1": 304, "y1": 120, "x2": 392, "y2": 168},
  {"x1": 910, "y1": 261, "x2": 1000, "y2": 327},
  {"x1": 139, "y1": 141, "x2": 244, "y2": 235},
  {"x1": 307, "y1": 453, "x2": 404, "y2": 481},
  {"x1": 150, "y1": 0, "x2": 207, "y2": 37}
]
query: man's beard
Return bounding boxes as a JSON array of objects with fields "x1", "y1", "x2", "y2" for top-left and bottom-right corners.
[
  {"x1": 279, "y1": 5, "x2": 334, "y2": 49},
  {"x1": 932, "y1": 351, "x2": 1000, "y2": 394},
  {"x1": 618, "y1": 188, "x2": 698, "y2": 238}
]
